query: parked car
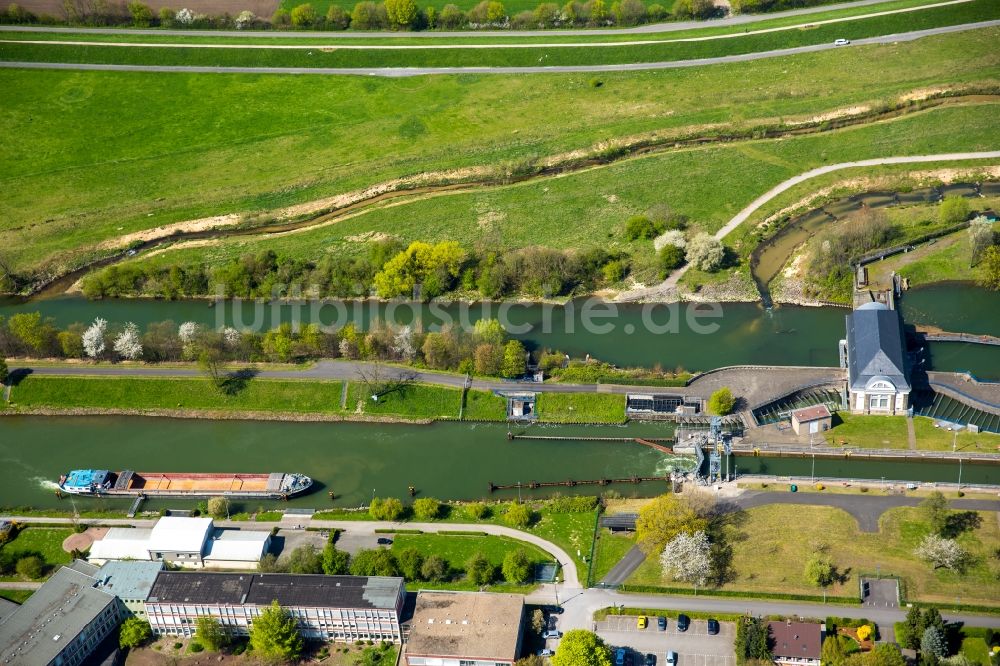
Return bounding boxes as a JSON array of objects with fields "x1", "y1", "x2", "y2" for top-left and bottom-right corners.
[
  {"x1": 543, "y1": 630, "x2": 563, "y2": 639},
  {"x1": 638, "y1": 615, "x2": 648, "y2": 629},
  {"x1": 666, "y1": 651, "x2": 678, "y2": 666},
  {"x1": 677, "y1": 614, "x2": 690, "y2": 632},
  {"x1": 707, "y1": 619, "x2": 720, "y2": 635},
  {"x1": 834, "y1": 38, "x2": 850, "y2": 45},
  {"x1": 657, "y1": 616, "x2": 667, "y2": 631},
  {"x1": 645, "y1": 654, "x2": 657, "y2": 666},
  {"x1": 547, "y1": 605, "x2": 565, "y2": 615},
  {"x1": 538, "y1": 649, "x2": 554, "y2": 657},
  {"x1": 625, "y1": 652, "x2": 634, "y2": 666},
  {"x1": 376, "y1": 537, "x2": 393, "y2": 545},
  {"x1": 616, "y1": 648, "x2": 627, "y2": 666}
]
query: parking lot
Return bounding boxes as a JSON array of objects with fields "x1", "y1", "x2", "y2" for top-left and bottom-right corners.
[{"x1": 592, "y1": 615, "x2": 735, "y2": 666}]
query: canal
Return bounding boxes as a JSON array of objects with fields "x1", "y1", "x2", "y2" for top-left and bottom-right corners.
[
  {"x1": 1, "y1": 287, "x2": 998, "y2": 377},
  {"x1": 0, "y1": 417, "x2": 996, "y2": 513}
]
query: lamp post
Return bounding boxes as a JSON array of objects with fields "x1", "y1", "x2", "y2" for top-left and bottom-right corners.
[{"x1": 958, "y1": 457, "x2": 963, "y2": 490}]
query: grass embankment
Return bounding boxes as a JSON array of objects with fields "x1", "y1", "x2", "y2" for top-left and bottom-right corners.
[
  {"x1": 7, "y1": 375, "x2": 510, "y2": 421},
  {"x1": 3, "y1": 1, "x2": 997, "y2": 68},
  {"x1": 535, "y1": 393, "x2": 626, "y2": 423},
  {"x1": 625, "y1": 504, "x2": 1000, "y2": 606},
  {"x1": 119, "y1": 102, "x2": 1000, "y2": 291},
  {"x1": 389, "y1": 533, "x2": 552, "y2": 592},
  {"x1": 0, "y1": 527, "x2": 73, "y2": 581},
  {"x1": 1, "y1": 27, "x2": 997, "y2": 279},
  {"x1": 823, "y1": 413, "x2": 1000, "y2": 451}
]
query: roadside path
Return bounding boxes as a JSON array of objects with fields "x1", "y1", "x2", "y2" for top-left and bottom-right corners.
[
  {"x1": 0, "y1": 0, "x2": 946, "y2": 39},
  {"x1": 2, "y1": 21, "x2": 997, "y2": 75},
  {"x1": 0, "y1": 582, "x2": 43, "y2": 590},
  {"x1": 0, "y1": 0, "x2": 970, "y2": 51},
  {"x1": 617, "y1": 150, "x2": 1000, "y2": 301}
]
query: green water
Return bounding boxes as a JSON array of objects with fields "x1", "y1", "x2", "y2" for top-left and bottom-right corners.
[
  {"x1": 0, "y1": 416, "x2": 995, "y2": 512},
  {"x1": 1, "y1": 289, "x2": 997, "y2": 375}
]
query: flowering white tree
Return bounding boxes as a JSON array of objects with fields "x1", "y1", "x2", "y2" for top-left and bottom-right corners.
[
  {"x1": 222, "y1": 327, "x2": 241, "y2": 348},
  {"x1": 659, "y1": 530, "x2": 712, "y2": 586},
  {"x1": 968, "y1": 215, "x2": 994, "y2": 266},
  {"x1": 915, "y1": 533, "x2": 966, "y2": 570},
  {"x1": 174, "y1": 7, "x2": 195, "y2": 23},
  {"x1": 685, "y1": 233, "x2": 725, "y2": 272},
  {"x1": 234, "y1": 9, "x2": 256, "y2": 28},
  {"x1": 392, "y1": 325, "x2": 416, "y2": 361},
  {"x1": 114, "y1": 322, "x2": 143, "y2": 361},
  {"x1": 178, "y1": 321, "x2": 201, "y2": 344},
  {"x1": 82, "y1": 318, "x2": 107, "y2": 359},
  {"x1": 654, "y1": 229, "x2": 687, "y2": 252}
]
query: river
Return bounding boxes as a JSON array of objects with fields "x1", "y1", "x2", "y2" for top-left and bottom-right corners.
[
  {"x1": 0, "y1": 417, "x2": 994, "y2": 512},
  {"x1": 1, "y1": 286, "x2": 998, "y2": 377}
]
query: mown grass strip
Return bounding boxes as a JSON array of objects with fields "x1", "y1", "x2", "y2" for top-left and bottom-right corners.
[
  {"x1": 536, "y1": 393, "x2": 627, "y2": 423},
  {"x1": 10, "y1": 375, "x2": 345, "y2": 413},
  {"x1": 1, "y1": 0, "x2": 995, "y2": 68}
]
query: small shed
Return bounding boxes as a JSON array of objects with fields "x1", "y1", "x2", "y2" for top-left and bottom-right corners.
[{"x1": 790, "y1": 404, "x2": 832, "y2": 436}]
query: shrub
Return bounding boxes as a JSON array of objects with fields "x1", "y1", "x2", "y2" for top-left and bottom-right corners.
[
  {"x1": 189, "y1": 642, "x2": 204, "y2": 653},
  {"x1": 465, "y1": 502, "x2": 490, "y2": 519},
  {"x1": 127, "y1": 0, "x2": 153, "y2": 25},
  {"x1": 119, "y1": 617, "x2": 153, "y2": 649},
  {"x1": 413, "y1": 497, "x2": 441, "y2": 520},
  {"x1": 685, "y1": 233, "x2": 725, "y2": 272},
  {"x1": 326, "y1": 4, "x2": 350, "y2": 27},
  {"x1": 385, "y1": 0, "x2": 418, "y2": 27},
  {"x1": 15, "y1": 555, "x2": 43, "y2": 580},
  {"x1": 466, "y1": 551, "x2": 495, "y2": 585},
  {"x1": 370, "y1": 496, "x2": 405, "y2": 521},
  {"x1": 504, "y1": 502, "x2": 533, "y2": 528},
  {"x1": 625, "y1": 215, "x2": 659, "y2": 240},
  {"x1": 502, "y1": 549, "x2": 533, "y2": 584},
  {"x1": 939, "y1": 195, "x2": 970, "y2": 224},
  {"x1": 271, "y1": 7, "x2": 290, "y2": 24},
  {"x1": 707, "y1": 387, "x2": 735, "y2": 415},
  {"x1": 658, "y1": 244, "x2": 686, "y2": 277},
  {"x1": 290, "y1": 2, "x2": 317, "y2": 25}
]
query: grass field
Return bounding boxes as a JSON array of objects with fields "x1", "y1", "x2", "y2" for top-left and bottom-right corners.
[
  {"x1": 1, "y1": 26, "x2": 997, "y2": 280},
  {"x1": 535, "y1": 393, "x2": 626, "y2": 423},
  {"x1": 822, "y1": 413, "x2": 1000, "y2": 450},
  {"x1": 124, "y1": 103, "x2": 1000, "y2": 287},
  {"x1": 0, "y1": 589, "x2": 33, "y2": 603},
  {"x1": 625, "y1": 504, "x2": 1000, "y2": 606},
  {"x1": 463, "y1": 389, "x2": 508, "y2": 421},
  {"x1": 0, "y1": 528, "x2": 73, "y2": 580},
  {"x1": 590, "y1": 527, "x2": 636, "y2": 583},
  {"x1": 11, "y1": 375, "x2": 346, "y2": 413},
  {"x1": 5, "y1": 1, "x2": 996, "y2": 68}
]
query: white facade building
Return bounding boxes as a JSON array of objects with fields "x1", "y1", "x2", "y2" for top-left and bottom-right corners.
[
  {"x1": 146, "y1": 572, "x2": 405, "y2": 643},
  {"x1": 839, "y1": 302, "x2": 910, "y2": 415}
]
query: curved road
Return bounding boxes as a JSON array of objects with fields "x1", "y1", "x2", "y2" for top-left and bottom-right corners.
[
  {"x1": 0, "y1": 0, "x2": 948, "y2": 39},
  {"x1": 618, "y1": 149, "x2": 1000, "y2": 300},
  {"x1": 1, "y1": 21, "x2": 997, "y2": 75}
]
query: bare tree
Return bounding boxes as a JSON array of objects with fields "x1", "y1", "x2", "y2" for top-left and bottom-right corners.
[{"x1": 355, "y1": 361, "x2": 417, "y2": 402}]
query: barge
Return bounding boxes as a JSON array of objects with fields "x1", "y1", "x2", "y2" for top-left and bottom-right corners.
[{"x1": 58, "y1": 469, "x2": 313, "y2": 499}]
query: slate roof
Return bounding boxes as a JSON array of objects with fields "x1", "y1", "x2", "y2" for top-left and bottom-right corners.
[
  {"x1": 845, "y1": 302, "x2": 909, "y2": 391},
  {"x1": 407, "y1": 592, "x2": 524, "y2": 662},
  {"x1": 768, "y1": 621, "x2": 823, "y2": 661}
]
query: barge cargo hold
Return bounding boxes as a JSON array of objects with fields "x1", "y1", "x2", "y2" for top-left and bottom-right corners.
[{"x1": 58, "y1": 469, "x2": 312, "y2": 499}]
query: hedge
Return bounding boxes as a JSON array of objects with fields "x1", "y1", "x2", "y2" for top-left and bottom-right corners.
[
  {"x1": 618, "y1": 584, "x2": 860, "y2": 605},
  {"x1": 373, "y1": 528, "x2": 423, "y2": 534}
]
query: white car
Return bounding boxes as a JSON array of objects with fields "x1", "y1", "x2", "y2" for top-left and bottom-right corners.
[
  {"x1": 666, "y1": 652, "x2": 678, "y2": 666},
  {"x1": 834, "y1": 38, "x2": 850, "y2": 45},
  {"x1": 538, "y1": 649, "x2": 554, "y2": 657}
]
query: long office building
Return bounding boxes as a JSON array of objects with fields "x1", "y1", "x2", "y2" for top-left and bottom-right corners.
[{"x1": 145, "y1": 572, "x2": 405, "y2": 643}]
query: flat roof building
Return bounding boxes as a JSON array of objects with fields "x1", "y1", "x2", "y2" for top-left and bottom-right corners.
[
  {"x1": 146, "y1": 572, "x2": 405, "y2": 643},
  {"x1": 406, "y1": 592, "x2": 525, "y2": 666},
  {"x1": 0, "y1": 565, "x2": 121, "y2": 666},
  {"x1": 88, "y1": 517, "x2": 270, "y2": 569},
  {"x1": 94, "y1": 561, "x2": 164, "y2": 619},
  {"x1": 840, "y1": 302, "x2": 910, "y2": 415}
]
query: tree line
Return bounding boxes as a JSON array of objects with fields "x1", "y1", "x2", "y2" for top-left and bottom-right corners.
[{"x1": 0, "y1": 0, "x2": 845, "y2": 30}]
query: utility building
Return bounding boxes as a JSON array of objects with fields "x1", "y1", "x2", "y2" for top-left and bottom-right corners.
[{"x1": 840, "y1": 302, "x2": 910, "y2": 414}]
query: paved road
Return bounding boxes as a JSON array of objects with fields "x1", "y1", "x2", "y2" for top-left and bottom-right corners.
[
  {"x1": 533, "y1": 587, "x2": 1000, "y2": 635},
  {"x1": 0, "y1": 0, "x2": 945, "y2": 39},
  {"x1": 601, "y1": 544, "x2": 647, "y2": 586},
  {"x1": 0, "y1": 582, "x2": 43, "y2": 590},
  {"x1": 617, "y1": 149, "x2": 1000, "y2": 300},
  {"x1": 1, "y1": 21, "x2": 997, "y2": 75}
]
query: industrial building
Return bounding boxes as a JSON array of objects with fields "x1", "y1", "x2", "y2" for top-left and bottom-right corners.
[
  {"x1": 145, "y1": 572, "x2": 405, "y2": 643},
  {"x1": 88, "y1": 516, "x2": 270, "y2": 569},
  {"x1": 405, "y1": 591, "x2": 525, "y2": 666}
]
